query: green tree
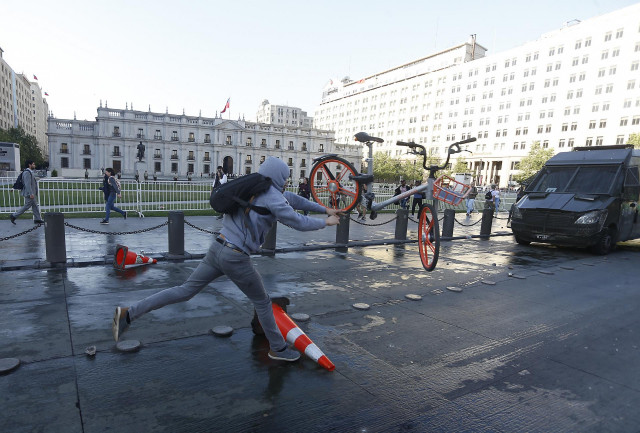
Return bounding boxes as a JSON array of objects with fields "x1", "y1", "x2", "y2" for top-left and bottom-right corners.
[
  {"x1": 512, "y1": 141, "x2": 555, "y2": 184},
  {"x1": 401, "y1": 157, "x2": 424, "y2": 183},
  {"x1": 0, "y1": 126, "x2": 46, "y2": 168},
  {"x1": 372, "y1": 152, "x2": 402, "y2": 182},
  {"x1": 628, "y1": 132, "x2": 640, "y2": 149},
  {"x1": 450, "y1": 156, "x2": 470, "y2": 175}
]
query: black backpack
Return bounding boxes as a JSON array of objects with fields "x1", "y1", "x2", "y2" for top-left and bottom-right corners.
[
  {"x1": 13, "y1": 170, "x2": 25, "y2": 190},
  {"x1": 485, "y1": 190, "x2": 492, "y2": 200},
  {"x1": 209, "y1": 173, "x2": 272, "y2": 215}
]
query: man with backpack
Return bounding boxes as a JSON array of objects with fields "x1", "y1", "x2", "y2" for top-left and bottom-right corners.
[
  {"x1": 484, "y1": 188, "x2": 494, "y2": 212},
  {"x1": 10, "y1": 160, "x2": 44, "y2": 225},
  {"x1": 100, "y1": 168, "x2": 127, "y2": 224},
  {"x1": 112, "y1": 157, "x2": 341, "y2": 362}
]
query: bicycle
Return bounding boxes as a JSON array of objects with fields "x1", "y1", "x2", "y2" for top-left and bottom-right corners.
[{"x1": 309, "y1": 132, "x2": 476, "y2": 271}]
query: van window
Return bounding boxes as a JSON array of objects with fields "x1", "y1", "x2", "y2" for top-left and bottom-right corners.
[
  {"x1": 530, "y1": 167, "x2": 575, "y2": 192},
  {"x1": 531, "y1": 165, "x2": 620, "y2": 194},
  {"x1": 565, "y1": 166, "x2": 620, "y2": 194},
  {"x1": 623, "y1": 166, "x2": 640, "y2": 200}
]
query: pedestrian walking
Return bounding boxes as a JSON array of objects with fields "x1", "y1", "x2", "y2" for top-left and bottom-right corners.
[
  {"x1": 112, "y1": 157, "x2": 342, "y2": 362},
  {"x1": 213, "y1": 166, "x2": 228, "y2": 219},
  {"x1": 100, "y1": 168, "x2": 126, "y2": 224},
  {"x1": 466, "y1": 183, "x2": 478, "y2": 216},
  {"x1": 10, "y1": 160, "x2": 44, "y2": 225},
  {"x1": 491, "y1": 185, "x2": 501, "y2": 214},
  {"x1": 356, "y1": 183, "x2": 369, "y2": 221},
  {"x1": 297, "y1": 177, "x2": 311, "y2": 215},
  {"x1": 395, "y1": 180, "x2": 409, "y2": 209},
  {"x1": 411, "y1": 180, "x2": 423, "y2": 216}
]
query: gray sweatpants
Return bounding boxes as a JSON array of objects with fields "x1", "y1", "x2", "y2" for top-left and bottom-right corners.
[{"x1": 127, "y1": 240, "x2": 286, "y2": 351}]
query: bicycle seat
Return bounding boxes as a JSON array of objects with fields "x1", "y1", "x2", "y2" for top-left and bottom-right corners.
[{"x1": 354, "y1": 132, "x2": 384, "y2": 143}]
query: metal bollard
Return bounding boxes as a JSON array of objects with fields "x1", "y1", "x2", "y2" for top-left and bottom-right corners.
[
  {"x1": 441, "y1": 209, "x2": 455, "y2": 239},
  {"x1": 262, "y1": 221, "x2": 277, "y2": 255},
  {"x1": 479, "y1": 208, "x2": 494, "y2": 238},
  {"x1": 44, "y1": 212, "x2": 66, "y2": 264},
  {"x1": 335, "y1": 214, "x2": 350, "y2": 252},
  {"x1": 168, "y1": 211, "x2": 184, "y2": 256},
  {"x1": 394, "y1": 208, "x2": 409, "y2": 240}
]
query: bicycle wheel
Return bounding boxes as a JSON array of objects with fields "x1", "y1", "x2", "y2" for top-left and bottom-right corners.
[
  {"x1": 309, "y1": 157, "x2": 361, "y2": 212},
  {"x1": 418, "y1": 202, "x2": 440, "y2": 271}
]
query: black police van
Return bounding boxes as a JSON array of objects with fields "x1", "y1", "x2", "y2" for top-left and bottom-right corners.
[{"x1": 510, "y1": 145, "x2": 640, "y2": 254}]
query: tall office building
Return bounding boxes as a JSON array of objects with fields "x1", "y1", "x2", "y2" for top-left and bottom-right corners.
[
  {"x1": 0, "y1": 47, "x2": 49, "y2": 157},
  {"x1": 256, "y1": 100, "x2": 313, "y2": 128},
  {"x1": 47, "y1": 105, "x2": 360, "y2": 180},
  {"x1": 314, "y1": 4, "x2": 640, "y2": 187},
  {"x1": 30, "y1": 82, "x2": 49, "y2": 158}
]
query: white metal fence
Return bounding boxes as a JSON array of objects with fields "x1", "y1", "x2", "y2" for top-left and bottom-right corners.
[{"x1": 0, "y1": 177, "x2": 515, "y2": 215}]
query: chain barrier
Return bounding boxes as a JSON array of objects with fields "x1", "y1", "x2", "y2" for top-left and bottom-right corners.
[
  {"x1": 1, "y1": 223, "x2": 42, "y2": 242},
  {"x1": 454, "y1": 217, "x2": 484, "y2": 227},
  {"x1": 64, "y1": 221, "x2": 168, "y2": 235},
  {"x1": 185, "y1": 219, "x2": 218, "y2": 235},
  {"x1": 349, "y1": 215, "x2": 398, "y2": 226}
]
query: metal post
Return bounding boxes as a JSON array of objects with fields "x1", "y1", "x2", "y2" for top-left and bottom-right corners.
[
  {"x1": 262, "y1": 221, "x2": 277, "y2": 255},
  {"x1": 335, "y1": 214, "x2": 350, "y2": 252},
  {"x1": 479, "y1": 208, "x2": 494, "y2": 238},
  {"x1": 44, "y1": 212, "x2": 66, "y2": 264},
  {"x1": 441, "y1": 208, "x2": 455, "y2": 239},
  {"x1": 168, "y1": 211, "x2": 184, "y2": 256},
  {"x1": 394, "y1": 208, "x2": 409, "y2": 240}
]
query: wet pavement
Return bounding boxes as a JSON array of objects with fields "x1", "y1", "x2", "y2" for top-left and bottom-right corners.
[{"x1": 1, "y1": 212, "x2": 639, "y2": 432}]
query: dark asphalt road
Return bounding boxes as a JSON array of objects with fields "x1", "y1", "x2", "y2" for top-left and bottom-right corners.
[{"x1": 1, "y1": 213, "x2": 639, "y2": 432}]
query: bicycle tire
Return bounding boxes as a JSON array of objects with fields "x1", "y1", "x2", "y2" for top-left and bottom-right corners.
[
  {"x1": 309, "y1": 157, "x2": 361, "y2": 213},
  {"x1": 418, "y1": 202, "x2": 440, "y2": 272}
]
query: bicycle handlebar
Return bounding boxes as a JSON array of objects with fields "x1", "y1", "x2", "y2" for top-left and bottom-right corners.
[{"x1": 396, "y1": 137, "x2": 476, "y2": 172}]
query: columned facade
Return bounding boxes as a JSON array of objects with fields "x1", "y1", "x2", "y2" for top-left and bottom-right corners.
[{"x1": 47, "y1": 106, "x2": 361, "y2": 180}]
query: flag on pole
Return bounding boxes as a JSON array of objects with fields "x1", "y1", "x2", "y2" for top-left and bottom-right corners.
[
  {"x1": 33, "y1": 75, "x2": 38, "y2": 80},
  {"x1": 221, "y1": 98, "x2": 230, "y2": 114},
  {"x1": 44, "y1": 92, "x2": 49, "y2": 96}
]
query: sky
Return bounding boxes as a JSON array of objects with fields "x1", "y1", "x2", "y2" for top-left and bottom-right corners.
[{"x1": 2, "y1": 0, "x2": 639, "y2": 123}]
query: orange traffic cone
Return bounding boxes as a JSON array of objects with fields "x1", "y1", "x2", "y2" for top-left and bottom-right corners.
[
  {"x1": 113, "y1": 244, "x2": 157, "y2": 270},
  {"x1": 272, "y1": 304, "x2": 335, "y2": 371}
]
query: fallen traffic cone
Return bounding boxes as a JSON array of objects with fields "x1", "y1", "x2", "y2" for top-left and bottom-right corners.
[
  {"x1": 272, "y1": 303, "x2": 335, "y2": 371},
  {"x1": 113, "y1": 244, "x2": 157, "y2": 270}
]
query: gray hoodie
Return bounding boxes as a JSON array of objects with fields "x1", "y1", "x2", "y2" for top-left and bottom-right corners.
[{"x1": 220, "y1": 157, "x2": 327, "y2": 254}]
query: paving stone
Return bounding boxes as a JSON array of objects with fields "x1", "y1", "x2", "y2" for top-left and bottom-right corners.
[
  {"x1": 116, "y1": 340, "x2": 141, "y2": 352},
  {"x1": 290, "y1": 313, "x2": 310, "y2": 322},
  {"x1": 211, "y1": 326, "x2": 234, "y2": 337},
  {"x1": 0, "y1": 358, "x2": 20, "y2": 374}
]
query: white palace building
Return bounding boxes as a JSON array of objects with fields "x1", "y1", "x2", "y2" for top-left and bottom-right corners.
[
  {"x1": 314, "y1": 3, "x2": 640, "y2": 187},
  {"x1": 47, "y1": 104, "x2": 360, "y2": 180}
]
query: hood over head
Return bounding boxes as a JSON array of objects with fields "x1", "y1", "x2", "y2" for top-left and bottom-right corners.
[{"x1": 259, "y1": 157, "x2": 289, "y2": 190}]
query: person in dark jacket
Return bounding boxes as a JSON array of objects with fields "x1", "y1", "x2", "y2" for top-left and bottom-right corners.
[
  {"x1": 100, "y1": 168, "x2": 126, "y2": 224},
  {"x1": 411, "y1": 180, "x2": 423, "y2": 216},
  {"x1": 297, "y1": 177, "x2": 311, "y2": 215}
]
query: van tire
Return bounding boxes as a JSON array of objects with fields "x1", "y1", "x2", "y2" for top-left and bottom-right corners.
[
  {"x1": 515, "y1": 236, "x2": 531, "y2": 245},
  {"x1": 591, "y1": 229, "x2": 612, "y2": 255}
]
